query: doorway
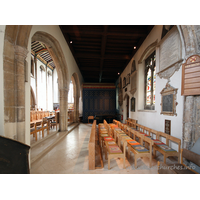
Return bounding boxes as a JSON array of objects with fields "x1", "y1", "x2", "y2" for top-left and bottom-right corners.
[{"x1": 127, "y1": 95, "x2": 129, "y2": 120}]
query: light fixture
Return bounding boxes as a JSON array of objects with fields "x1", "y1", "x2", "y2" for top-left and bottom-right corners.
[
  {"x1": 70, "y1": 41, "x2": 73, "y2": 44},
  {"x1": 134, "y1": 46, "x2": 136, "y2": 49},
  {"x1": 118, "y1": 72, "x2": 120, "y2": 75}
]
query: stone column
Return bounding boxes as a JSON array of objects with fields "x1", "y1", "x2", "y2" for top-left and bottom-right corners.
[
  {"x1": 183, "y1": 96, "x2": 195, "y2": 149},
  {"x1": 59, "y1": 88, "x2": 69, "y2": 131},
  {"x1": 34, "y1": 56, "x2": 38, "y2": 109},
  {"x1": 14, "y1": 45, "x2": 28, "y2": 143}
]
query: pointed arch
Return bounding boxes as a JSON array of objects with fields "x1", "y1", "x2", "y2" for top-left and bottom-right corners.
[
  {"x1": 32, "y1": 31, "x2": 70, "y2": 131},
  {"x1": 138, "y1": 40, "x2": 158, "y2": 64}
]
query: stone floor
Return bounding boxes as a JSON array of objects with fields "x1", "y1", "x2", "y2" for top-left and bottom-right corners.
[{"x1": 30, "y1": 123, "x2": 179, "y2": 174}]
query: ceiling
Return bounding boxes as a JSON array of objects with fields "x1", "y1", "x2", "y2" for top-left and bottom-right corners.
[
  {"x1": 31, "y1": 25, "x2": 154, "y2": 83},
  {"x1": 59, "y1": 25, "x2": 154, "y2": 83},
  {"x1": 31, "y1": 41, "x2": 55, "y2": 70}
]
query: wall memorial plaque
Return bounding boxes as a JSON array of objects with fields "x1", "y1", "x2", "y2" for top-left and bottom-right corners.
[
  {"x1": 165, "y1": 120, "x2": 171, "y2": 135},
  {"x1": 157, "y1": 26, "x2": 183, "y2": 80},
  {"x1": 162, "y1": 94, "x2": 173, "y2": 112},
  {"x1": 160, "y1": 83, "x2": 178, "y2": 116},
  {"x1": 181, "y1": 55, "x2": 200, "y2": 96}
]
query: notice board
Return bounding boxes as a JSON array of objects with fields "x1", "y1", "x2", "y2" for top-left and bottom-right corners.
[{"x1": 181, "y1": 55, "x2": 200, "y2": 96}]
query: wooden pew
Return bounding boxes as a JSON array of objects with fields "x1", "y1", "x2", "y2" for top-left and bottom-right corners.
[
  {"x1": 88, "y1": 120, "x2": 97, "y2": 170},
  {"x1": 153, "y1": 131, "x2": 181, "y2": 163},
  {"x1": 104, "y1": 130, "x2": 127, "y2": 170},
  {"x1": 127, "y1": 130, "x2": 154, "y2": 168}
]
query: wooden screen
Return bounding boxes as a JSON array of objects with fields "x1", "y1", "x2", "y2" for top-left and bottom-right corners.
[{"x1": 182, "y1": 55, "x2": 200, "y2": 96}]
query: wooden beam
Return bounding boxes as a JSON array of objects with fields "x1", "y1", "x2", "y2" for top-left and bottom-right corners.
[
  {"x1": 76, "y1": 53, "x2": 131, "y2": 60},
  {"x1": 62, "y1": 29, "x2": 147, "y2": 37},
  {"x1": 99, "y1": 26, "x2": 108, "y2": 82},
  {"x1": 35, "y1": 48, "x2": 48, "y2": 54}
]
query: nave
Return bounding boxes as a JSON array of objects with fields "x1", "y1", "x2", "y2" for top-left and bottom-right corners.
[{"x1": 30, "y1": 123, "x2": 178, "y2": 174}]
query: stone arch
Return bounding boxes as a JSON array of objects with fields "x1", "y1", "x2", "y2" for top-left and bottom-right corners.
[
  {"x1": 32, "y1": 31, "x2": 70, "y2": 132},
  {"x1": 3, "y1": 26, "x2": 70, "y2": 144},
  {"x1": 138, "y1": 40, "x2": 158, "y2": 64},
  {"x1": 180, "y1": 25, "x2": 200, "y2": 57},
  {"x1": 71, "y1": 72, "x2": 81, "y2": 122}
]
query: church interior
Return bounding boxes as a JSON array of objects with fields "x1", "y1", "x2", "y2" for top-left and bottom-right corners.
[{"x1": 0, "y1": 6, "x2": 199, "y2": 198}]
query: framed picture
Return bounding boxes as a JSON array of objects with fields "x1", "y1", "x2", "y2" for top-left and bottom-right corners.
[{"x1": 131, "y1": 97, "x2": 135, "y2": 112}]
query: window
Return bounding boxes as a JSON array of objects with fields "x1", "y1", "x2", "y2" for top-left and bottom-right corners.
[
  {"x1": 40, "y1": 65, "x2": 45, "y2": 83},
  {"x1": 144, "y1": 51, "x2": 156, "y2": 110},
  {"x1": 68, "y1": 81, "x2": 74, "y2": 103},
  {"x1": 31, "y1": 58, "x2": 34, "y2": 77}
]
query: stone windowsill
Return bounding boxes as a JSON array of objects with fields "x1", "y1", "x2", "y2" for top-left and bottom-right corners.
[{"x1": 137, "y1": 109, "x2": 157, "y2": 113}]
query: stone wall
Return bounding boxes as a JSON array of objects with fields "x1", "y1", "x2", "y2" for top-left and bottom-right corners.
[{"x1": 181, "y1": 25, "x2": 200, "y2": 149}]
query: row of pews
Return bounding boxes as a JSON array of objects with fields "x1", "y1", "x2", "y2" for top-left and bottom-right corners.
[
  {"x1": 89, "y1": 118, "x2": 200, "y2": 173},
  {"x1": 96, "y1": 118, "x2": 181, "y2": 170},
  {"x1": 30, "y1": 110, "x2": 59, "y2": 142}
]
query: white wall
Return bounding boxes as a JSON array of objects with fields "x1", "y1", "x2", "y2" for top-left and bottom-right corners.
[
  {"x1": 53, "y1": 68, "x2": 59, "y2": 104},
  {"x1": 0, "y1": 25, "x2": 5, "y2": 136},
  {"x1": 30, "y1": 59, "x2": 55, "y2": 111},
  {"x1": 118, "y1": 25, "x2": 184, "y2": 151}
]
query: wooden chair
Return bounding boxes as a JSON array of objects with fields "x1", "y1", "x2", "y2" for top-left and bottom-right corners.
[
  {"x1": 50, "y1": 112, "x2": 59, "y2": 130},
  {"x1": 30, "y1": 123, "x2": 37, "y2": 141},
  {"x1": 42, "y1": 118, "x2": 49, "y2": 136},
  {"x1": 88, "y1": 116, "x2": 94, "y2": 124},
  {"x1": 35, "y1": 121, "x2": 43, "y2": 139}
]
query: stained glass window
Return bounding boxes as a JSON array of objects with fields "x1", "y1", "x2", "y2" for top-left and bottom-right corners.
[{"x1": 145, "y1": 51, "x2": 156, "y2": 109}]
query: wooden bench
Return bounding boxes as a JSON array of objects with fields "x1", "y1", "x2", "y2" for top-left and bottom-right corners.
[
  {"x1": 88, "y1": 120, "x2": 97, "y2": 170},
  {"x1": 158, "y1": 148, "x2": 200, "y2": 174},
  {"x1": 104, "y1": 134, "x2": 127, "y2": 170},
  {"x1": 127, "y1": 129, "x2": 154, "y2": 168},
  {"x1": 153, "y1": 131, "x2": 181, "y2": 163}
]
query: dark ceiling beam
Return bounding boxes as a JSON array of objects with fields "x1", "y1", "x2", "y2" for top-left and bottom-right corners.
[
  {"x1": 76, "y1": 53, "x2": 131, "y2": 60},
  {"x1": 80, "y1": 67, "x2": 100, "y2": 72},
  {"x1": 47, "y1": 59, "x2": 53, "y2": 64},
  {"x1": 80, "y1": 67, "x2": 121, "y2": 72},
  {"x1": 99, "y1": 25, "x2": 108, "y2": 83},
  {"x1": 62, "y1": 29, "x2": 147, "y2": 37},
  {"x1": 59, "y1": 26, "x2": 81, "y2": 72}
]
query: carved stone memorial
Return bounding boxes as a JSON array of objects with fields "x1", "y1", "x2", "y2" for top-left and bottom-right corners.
[
  {"x1": 157, "y1": 26, "x2": 183, "y2": 80},
  {"x1": 160, "y1": 83, "x2": 178, "y2": 116}
]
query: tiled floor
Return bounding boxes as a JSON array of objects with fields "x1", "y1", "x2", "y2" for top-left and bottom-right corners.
[{"x1": 30, "y1": 123, "x2": 178, "y2": 174}]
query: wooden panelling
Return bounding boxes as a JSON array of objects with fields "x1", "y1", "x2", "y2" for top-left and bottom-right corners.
[{"x1": 182, "y1": 55, "x2": 200, "y2": 96}]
